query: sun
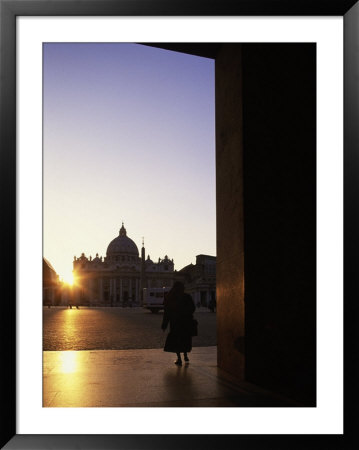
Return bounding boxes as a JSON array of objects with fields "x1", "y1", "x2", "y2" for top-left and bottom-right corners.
[{"x1": 61, "y1": 272, "x2": 75, "y2": 286}]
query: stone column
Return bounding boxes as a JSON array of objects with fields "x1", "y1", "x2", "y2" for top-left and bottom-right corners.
[
  {"x1": 109, "y1": 278, "x2": 113, "y2": 305},
  {"x1": 89, "y1": 278, "x2": 93, "y2": 305},
  {"x1": 100, "y1": 278, "x2": 103, "y2": 303},
  {"x1": 136, "y1": 279, "x2": 139, "y2": 304},
  {"x1": 113, "y1": 278, "x2": 117, "y2": 303},
  {"x1": 129, "y1": 278, "x2": 132, "y2": 300},
  {"x1": 120, "y1": 278, "x2": 123, "y2": 303}
]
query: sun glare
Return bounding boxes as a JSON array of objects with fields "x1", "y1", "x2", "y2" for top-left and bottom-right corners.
[{"x1": 62, "y1": 272, "x2": 74, "y2": 286}]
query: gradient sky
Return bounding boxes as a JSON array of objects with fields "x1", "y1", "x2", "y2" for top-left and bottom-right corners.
[{"x1": 43, "y1": 43, "x2": 215, "y2": 283}]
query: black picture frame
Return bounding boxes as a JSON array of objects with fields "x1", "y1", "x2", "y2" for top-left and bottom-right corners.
[{"x1": 1, "y1": 0, "x2": 357, "y2": 448}]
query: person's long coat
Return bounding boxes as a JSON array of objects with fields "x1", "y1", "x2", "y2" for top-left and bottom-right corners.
[{"x1": 162, "y1": 292, "x2": 195, "y2": 353}]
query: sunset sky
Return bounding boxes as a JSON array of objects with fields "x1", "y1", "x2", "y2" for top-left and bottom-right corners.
[{"x1": 43, "y1": 43, "x2": 216, "y2": 283}]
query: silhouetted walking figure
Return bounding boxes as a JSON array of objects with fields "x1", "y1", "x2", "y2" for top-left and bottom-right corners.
[{"x1": 161, "y1": 281, "x2": 196, "y2": 366}]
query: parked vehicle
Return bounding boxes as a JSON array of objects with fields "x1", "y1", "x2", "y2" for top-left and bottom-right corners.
[{"x1": 143, "y1": 287, "x2": 170, "y2": 313}]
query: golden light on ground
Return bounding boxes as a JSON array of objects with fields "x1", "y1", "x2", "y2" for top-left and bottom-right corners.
[{"x1": 59, "y1": 351, "x2": 78, "y2": 374}]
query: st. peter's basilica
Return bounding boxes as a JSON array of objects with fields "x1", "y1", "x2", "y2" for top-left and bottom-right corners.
[
  {"x1": 71, "y1": 223, "x2": 175, "y2": 306},
  {"x1": 44, "y1": 223, "x2": 216, "y2": 308}
]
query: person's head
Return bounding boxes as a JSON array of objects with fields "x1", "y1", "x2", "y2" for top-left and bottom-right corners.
[{"x1": 171, "y1": 281, "x2": 185, "y2": 296}]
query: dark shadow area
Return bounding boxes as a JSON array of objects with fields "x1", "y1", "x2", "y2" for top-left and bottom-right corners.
[{"x1": 241, "y1": 44, "x2": 316, "y2": 404}]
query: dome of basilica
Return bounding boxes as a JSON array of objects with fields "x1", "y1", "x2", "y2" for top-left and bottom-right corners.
[{"x1": 106, "y1": 224, "x2": 139, "y2": 256}]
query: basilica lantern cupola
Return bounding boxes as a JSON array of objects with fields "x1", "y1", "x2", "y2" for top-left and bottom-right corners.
[{"x1": 119, "y1": 222, "x2": 127, "y2": 237}]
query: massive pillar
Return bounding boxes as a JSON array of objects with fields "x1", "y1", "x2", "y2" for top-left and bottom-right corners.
[
  {"x1": 216, "y1": 43, "x2": 316, "y2": 402},
  {"x1": 216, "y1": 44, "x2": 245, "y2": 381}
]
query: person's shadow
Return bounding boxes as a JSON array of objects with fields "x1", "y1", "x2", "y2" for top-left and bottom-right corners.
[{"x1": 163, "y1": 364, "x2": 198, "y2": 405}]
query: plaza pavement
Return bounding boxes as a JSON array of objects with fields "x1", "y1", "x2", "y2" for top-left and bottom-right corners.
[{"x1": 43, "y1": 346, "x2": 301, "y2": 407}]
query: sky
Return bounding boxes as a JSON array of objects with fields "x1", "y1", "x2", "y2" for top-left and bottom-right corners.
[{"x1": 43, "y1": 43, "x2": 216, "y2": 283}]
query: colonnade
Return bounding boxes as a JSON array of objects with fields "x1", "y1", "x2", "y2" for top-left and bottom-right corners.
[
  {"x1": 73, "y1": 276, "x2": 142, "y2": 305},
  {"x1": 107, "y1": 277, "x2": 140, "y2": 303},
  {"x1": 75, "y1": 275, "x2": 172, "y2": 305}
]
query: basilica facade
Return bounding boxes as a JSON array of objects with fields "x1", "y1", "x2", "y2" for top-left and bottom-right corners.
[{"x1": 71, "y1": 224, "x2": 175, "y2": 306}]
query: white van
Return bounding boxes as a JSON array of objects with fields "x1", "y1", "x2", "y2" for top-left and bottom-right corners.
[{"x1": 143, "y1": 287, "x2": 170, "y2": 313}]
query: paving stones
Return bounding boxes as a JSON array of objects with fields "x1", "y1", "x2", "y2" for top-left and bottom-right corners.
[{"x1": 43, "y1": 306, "x2": 216, "y2": 351}]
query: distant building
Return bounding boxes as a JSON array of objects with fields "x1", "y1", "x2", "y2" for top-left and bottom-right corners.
[
  {"x1": 175, "y1": 254, "x2": 216, "y2": 308},
  {"x1": 43, "y1": 258, "x2": 61, "y2": 306},
  {"x1": 72, "y1": 223, "x2": 175, "y2": 306}
]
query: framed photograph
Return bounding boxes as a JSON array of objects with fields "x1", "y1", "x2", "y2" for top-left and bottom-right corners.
[{"x1": 1, "y1": 0, "x2": 357, "y2": 448}]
